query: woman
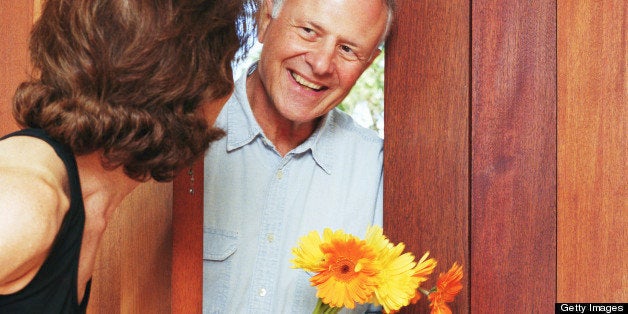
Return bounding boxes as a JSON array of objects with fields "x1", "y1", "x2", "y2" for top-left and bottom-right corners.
[{"x1": 0, "y1": 0, "x2": 254, "y2": 312}]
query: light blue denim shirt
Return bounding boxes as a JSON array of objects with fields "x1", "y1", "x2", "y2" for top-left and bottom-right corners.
[{"x1": 203, "y1": 74, "x2": 383, "y2": 313}]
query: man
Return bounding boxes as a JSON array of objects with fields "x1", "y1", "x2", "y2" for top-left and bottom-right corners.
[{"x1": 203, "y1": 0, "x2": 394, "y2": 312}]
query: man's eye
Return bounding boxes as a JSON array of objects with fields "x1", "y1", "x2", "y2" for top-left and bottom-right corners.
[
  {"x1": 340, "y1": 45, "x2": 353, "y2": 53},
  {"x1": 339, "y1": 45, "x2": 359, "y2": 61},
  {"x1": 302, "y1": 27, "x2": 313, "y2": 34}
]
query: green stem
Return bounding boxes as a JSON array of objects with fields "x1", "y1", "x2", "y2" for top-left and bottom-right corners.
[
  {"x1": 312, "y1": 298, "x2": 342, "y2": 314},
  {"x1": 419, "y1": 287, "x2": 432, "y2": 296}
]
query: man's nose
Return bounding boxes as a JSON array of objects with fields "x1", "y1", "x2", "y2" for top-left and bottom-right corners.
[{"x1": 306, "y1": 41, "x2": 335, "y2": 75}]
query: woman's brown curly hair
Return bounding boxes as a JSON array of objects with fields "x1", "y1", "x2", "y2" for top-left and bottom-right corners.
[{"x1": 13, "y1": 0, "x2": 256, "y2": 182}]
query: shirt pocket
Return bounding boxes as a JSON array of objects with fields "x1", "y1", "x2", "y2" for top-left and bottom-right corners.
[
  {"x1": 203, "y1": 228, "x2": 238, "y2": 260},
  {"x1": 203, "y1": 228, "x2": 238, "y2": 313}
]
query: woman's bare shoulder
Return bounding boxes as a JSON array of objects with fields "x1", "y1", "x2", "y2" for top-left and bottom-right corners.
[{"x1": 0, "y1": 135, "x2": 70, "y2": 293}]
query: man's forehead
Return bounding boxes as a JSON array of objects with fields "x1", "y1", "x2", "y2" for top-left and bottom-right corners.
[
  {"x1": 279, "y1": 0, "x2": 388, "y2": 34},
  {"x1": 282, "y1": 0, "x2": 388, "y2": 37}
]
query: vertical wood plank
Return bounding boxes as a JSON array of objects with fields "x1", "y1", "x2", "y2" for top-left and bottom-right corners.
[
  {"x1": 557, "y1": 0, "x2": 627, "y2": 302},
  {"x1": 0, "y1": 1, "x2": 33, "y2": 135},
  {"x1": 471, "y1": 0, "x2": 557, "y2": 312},
  {"x1": 88, "y1": 181, "x2": 172, "y2": 314},
  {"x1": 384, "y1": 1, "x2": 470, "y2": 312},
  {"x1": 172, "y1": 159, "x2": 204, "y2": 313}
]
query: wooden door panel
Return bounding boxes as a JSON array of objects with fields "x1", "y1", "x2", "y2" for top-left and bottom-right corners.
[
  {"x1": 384, "y1": 1, "x2": 470, "y2": 312},
  {"x1": 88, "y1": 181, "x2": 172, "y2": 314},
  {"x1": 0, "y1": 1, "x2": 33, "y2": 135},
  {"x1": 172, "y1": 161, "x2": 204, "y2": 313},
  {"x1": 470, "y1": 0, "x2": 557, "y2": 311},
  {"x1": 557, "y1": 0, "x2": 627, "y2": 302}
]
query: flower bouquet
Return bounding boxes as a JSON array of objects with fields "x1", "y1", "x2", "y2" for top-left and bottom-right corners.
[{"x1": 291, "y1": 226, "x2": 463, "y2": 314}]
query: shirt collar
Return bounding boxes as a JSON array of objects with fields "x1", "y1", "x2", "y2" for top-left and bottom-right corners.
[
  {"x1": 225, "y1": 75, "x2": 263, "y2": 151},
  {"x1": 302, "y1": 112, "x2": 335, "y2": 174},
  {"x1": 225, "y1": 71, "x2": 336, "y2": 175}
]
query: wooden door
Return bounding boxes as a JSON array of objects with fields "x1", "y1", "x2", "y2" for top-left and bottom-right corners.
[
  {"x1": 0, "y1": 2, "x2": 172, "y2": 312},
  {"x1": 385, "y1": 0, "x2": 625, "y2": 312}
]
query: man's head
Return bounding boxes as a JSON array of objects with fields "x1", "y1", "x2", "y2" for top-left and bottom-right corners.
[{"x1": 253, "y1": 0, "x2": 394, "y2": 125}]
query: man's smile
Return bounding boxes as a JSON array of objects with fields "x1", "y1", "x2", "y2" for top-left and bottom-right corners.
[{"x1": 290, "y1": 71, "x2": 327, "y2": 91}]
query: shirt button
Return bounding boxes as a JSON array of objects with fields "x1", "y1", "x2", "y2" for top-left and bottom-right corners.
[
  {"x1": 276, "y1": 170, "x2": 283, "y2": 179},
  {"x1": 259, "y1": 288, "x2": 267, "y2": 297},
  {"x1": 266, "y1": 233, "x2": 275, "y2": 243}
]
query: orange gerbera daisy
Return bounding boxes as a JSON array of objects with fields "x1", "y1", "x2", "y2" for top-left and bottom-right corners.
[
  {"x1": 428, "y1": 262, "x2": 463, "y2": 314},
  {"x1": 302, "y1": 229, "x2": 380, "y2": 309}
]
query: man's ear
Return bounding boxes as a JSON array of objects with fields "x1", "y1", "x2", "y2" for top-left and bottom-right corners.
[{"x1": 257, "y1": 0, "x2": 274, "y2": 44}]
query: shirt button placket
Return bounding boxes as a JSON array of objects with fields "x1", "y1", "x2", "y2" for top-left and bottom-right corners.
[{"x1": 250, "y1": 160, "x2": 289, "y2": 310}]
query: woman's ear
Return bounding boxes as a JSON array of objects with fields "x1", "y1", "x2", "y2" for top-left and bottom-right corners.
[{"x1": 256, "y1": 0, "x2": 274, "y2": 43}]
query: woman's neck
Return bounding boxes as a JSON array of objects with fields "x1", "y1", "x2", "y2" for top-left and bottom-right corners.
[
  {"x1": 74, "y1": 153, "x2": 141, "y2": 302},
  {"x1": 75, "y1": 153, "x2": 140, "y2": 231}
]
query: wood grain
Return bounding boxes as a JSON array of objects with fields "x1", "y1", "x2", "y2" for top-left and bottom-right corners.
[
  {"x1": 384, "y1": 1, "x2": 470, "y2": 312},
  {"x1": 0, "y1": 1, "x2": 33, "y2": 135},
  {"x1": 172, "y1": 159, "x2": 204, "y2": 313},
  {"x1": 557, "y1": 0, "x2": 627, "y2": 302},
  {"x1": 471, "y1": 0, "x2": 557, "y2": 312},
  {"x1": 88, "y1": 181, "x2": 172, "y2": 314}
]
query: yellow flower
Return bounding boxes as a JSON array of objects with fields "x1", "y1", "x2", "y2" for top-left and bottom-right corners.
[
  {"x1": 391, "y1": 251, "x2": 438, "y2": 313},
  {"x1": 365, "y1": 226, "x2": 429, "y2": 313},
  {"x1": 428, "y1": 262, "x2": 463, "y2": 314},
  {"x1": 291, "y1": 230, "x2": 326, "y2": 272},
  {"x1": 364, "y1": 224, "x2": 392, "y2": 252},
  {"x1": 293, "y1": 228, "x2": 380, "y2": 309},
  {"x1": 291, "y1": 226, "x2": 461, "y2": 314},
  {"x1": 414, "y1": 251, "x2": 437, "y2": 284}
]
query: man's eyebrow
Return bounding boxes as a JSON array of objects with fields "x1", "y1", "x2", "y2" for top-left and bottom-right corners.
[
  {"x1": 303, "y1": 20, "x2": 324, "y2": 32},
  {"x1": 305, "y1": 20, "x2": 363, "y2": 49}
]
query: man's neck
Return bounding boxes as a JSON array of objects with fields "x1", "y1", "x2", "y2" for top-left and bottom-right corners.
[{"x1": 246, "y1": 70, "x2": 318, "y2": 156}]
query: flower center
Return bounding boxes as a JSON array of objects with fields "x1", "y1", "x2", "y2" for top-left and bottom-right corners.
[
  {"x1": 340, "y1": 264, "x2": 351, "y2": 274},
  {"x1": 331, "y1": 258, "x2": 358, "y2": 282}
]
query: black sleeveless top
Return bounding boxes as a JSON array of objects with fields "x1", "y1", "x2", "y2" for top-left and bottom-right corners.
[{"x1": 0, "y1": 128, "x2": 91, "y2": 314}]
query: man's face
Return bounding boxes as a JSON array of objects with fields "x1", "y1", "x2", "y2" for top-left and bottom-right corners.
[{"x1": 256, "y1": 0, "x2": 388, "y2": 124}]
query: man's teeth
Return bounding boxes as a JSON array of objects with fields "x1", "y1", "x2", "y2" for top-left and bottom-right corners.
[{"x1": 292, "y1": 72, "x2": 323, "y2": 91}]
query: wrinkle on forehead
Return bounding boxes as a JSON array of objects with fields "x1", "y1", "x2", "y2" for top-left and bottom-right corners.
[{"x1": 280, "y1": 0, "x2": 388, "y2": 51}]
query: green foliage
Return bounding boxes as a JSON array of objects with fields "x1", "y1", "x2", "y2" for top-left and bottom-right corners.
[{"x1": 338, "y1": 51, "x2": 384, "y2": 135}]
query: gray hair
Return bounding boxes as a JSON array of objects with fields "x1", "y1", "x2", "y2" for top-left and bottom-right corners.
[{"x1": 267, "y1": 0, "x2": 395, "y2": 47}]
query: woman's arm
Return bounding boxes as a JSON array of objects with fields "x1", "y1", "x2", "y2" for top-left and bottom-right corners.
[{"x1": 0, "y1": 137, "x2": 69, "y2": 294}]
